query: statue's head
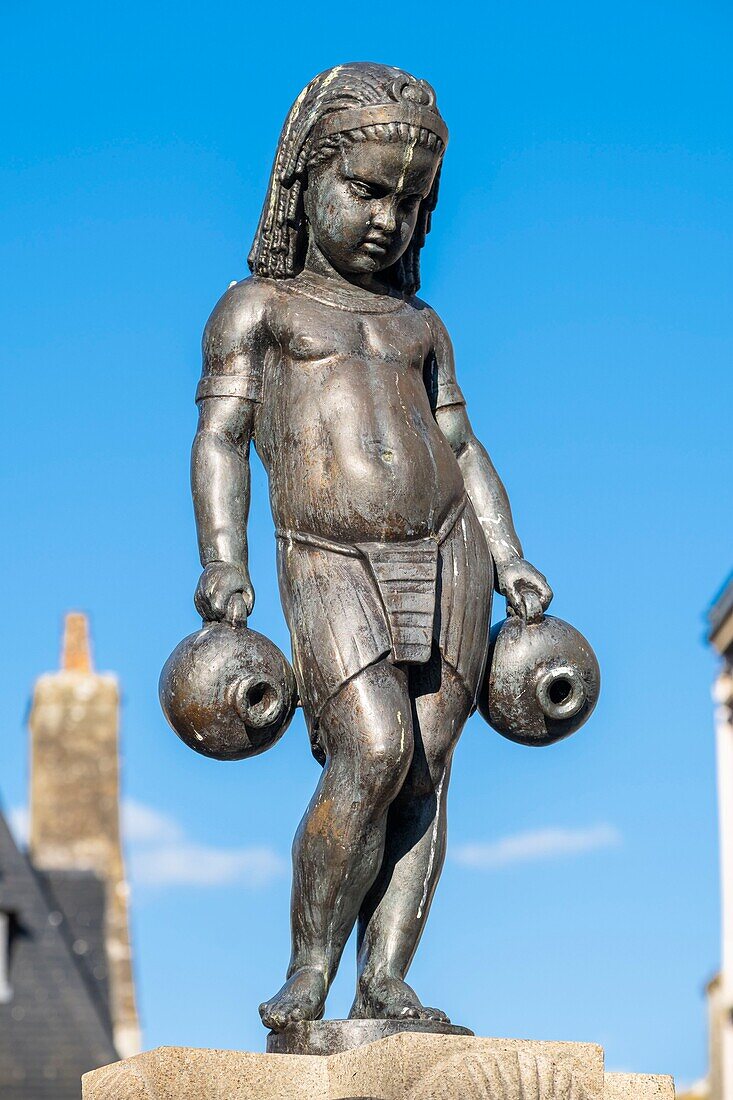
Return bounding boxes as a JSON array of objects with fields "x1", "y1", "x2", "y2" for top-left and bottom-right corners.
[{"x1": 248, "y1": 62, "x2": 448, "y2": 295}]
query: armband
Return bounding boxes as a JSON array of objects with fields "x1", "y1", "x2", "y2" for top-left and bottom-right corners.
[
  {"x1": 434, "y1": 381, "x2": 465, "y2": 409},
  {"x1": 195, "y1": 373, "x2": 263, "y2": 404}
]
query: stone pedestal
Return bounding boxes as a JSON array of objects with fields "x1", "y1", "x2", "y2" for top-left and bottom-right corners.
[{"x1": 82, "y1": 1033, "x2": 674, "y2": 1100}]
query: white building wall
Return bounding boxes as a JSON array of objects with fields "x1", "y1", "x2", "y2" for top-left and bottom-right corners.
[{"x1": 713, "y1": 668, "x2": 733, "y2": 1100}]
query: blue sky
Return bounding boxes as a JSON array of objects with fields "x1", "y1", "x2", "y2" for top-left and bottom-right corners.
[{"x1": 1, "y1": 0, "x2": 732, "y2": 1084}]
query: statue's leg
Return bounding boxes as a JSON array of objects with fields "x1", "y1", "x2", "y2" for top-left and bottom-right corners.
[
  {"x1": 350, "y1": 651, "x2": 472, "y2": 1022},
  {"x1": 259, "y1": 658, "x2": 414, "y2": 1031}
]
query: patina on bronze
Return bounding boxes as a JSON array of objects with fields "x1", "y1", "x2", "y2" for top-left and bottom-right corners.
[
  {"x1": 479, "y1": 615, "x2": 600, "y2": 747},
  {"x1": 160, "y1": 593, "x2": 298, "y2": 761},
  {"x1": 167, "y1": 61, "x2": 599, "y2": 1044}
]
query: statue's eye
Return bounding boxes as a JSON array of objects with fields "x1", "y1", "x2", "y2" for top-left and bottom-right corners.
[{"x1": 349, "y1": 180, "x2": 374, "y2": 199}]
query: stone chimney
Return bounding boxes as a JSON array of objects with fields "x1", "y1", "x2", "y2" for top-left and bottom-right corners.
[{"x1": 28, "y1": 612, "x2": 141, "y2": 1059}]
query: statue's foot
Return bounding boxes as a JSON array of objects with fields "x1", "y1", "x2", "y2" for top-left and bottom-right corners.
[
  {"x1": 350, "y1": 975, "x2": 450, "y2": 1023},
  {"x1": 259, "y1": 966, "x2": 327, "y2": 1031}
]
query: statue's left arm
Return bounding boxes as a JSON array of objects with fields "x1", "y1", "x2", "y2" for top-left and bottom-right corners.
[{"x1": 427, "y1": 309, "x2": 553, "y2": 622}]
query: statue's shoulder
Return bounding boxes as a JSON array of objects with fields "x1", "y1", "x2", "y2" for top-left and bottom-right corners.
[
  {"x1": 203, "y1": 277, "x2": 280, "y2": 363},
  {"x1": 410, "y1": 296, "x2": 451, "y2": 350}
]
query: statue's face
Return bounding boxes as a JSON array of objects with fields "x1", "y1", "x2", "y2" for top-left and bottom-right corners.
[{"x1": 304, "y1": 138, "x2": 440, "y2": 279}]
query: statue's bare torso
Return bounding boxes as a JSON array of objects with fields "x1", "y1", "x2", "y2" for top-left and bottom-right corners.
[{"x1": 232, "y1": 276, "x2": 466, "y2": 542}]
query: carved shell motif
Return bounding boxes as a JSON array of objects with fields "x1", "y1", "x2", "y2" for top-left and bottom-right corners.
[{"x1": 406, "y1": 1048, "x2": 591, "y2": 1100}]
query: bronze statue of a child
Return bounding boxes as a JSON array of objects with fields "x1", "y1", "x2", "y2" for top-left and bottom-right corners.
[{"x1": 191, "y1": 62, "x2": 552, "y2": 1031}]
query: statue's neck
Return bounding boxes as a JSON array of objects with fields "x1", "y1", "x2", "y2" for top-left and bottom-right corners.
[{"x1": 303, "y1": 240, "x2": 390, "y2": 297}]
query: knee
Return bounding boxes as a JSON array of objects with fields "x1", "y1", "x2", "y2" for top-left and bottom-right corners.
[
  {"x1": 320, "y1": 660, "x2": 414, "y2": 805},
  {"x1": 404, "y1": 746, "x2": 452, "y2": 800},
  {"x1": 357, "y1": 711, "x2": 414, "y2": 805}
]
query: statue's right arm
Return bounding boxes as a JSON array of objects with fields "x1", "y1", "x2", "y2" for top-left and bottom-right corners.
[
  {"x1": 192, "y1": 394, "x2": 255, "y2": 623},
  {"x1": 190, "y1": 280, "x2": 271, "y2": 624}
]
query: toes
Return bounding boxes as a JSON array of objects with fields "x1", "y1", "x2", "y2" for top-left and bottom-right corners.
[
  {"x1": 259, "y1": 1003, "x2": 279, "y2": 1030},
  {"x1": 261, "y1": 999, "x2": 311, "y2": 1030},
  {"x1": 259, "y1": 998, "x2": 302, "y2": 1030},
  {"x1": 354, "y1": 978, "x2": 449, "y2": 1023},
  {"x1": 259, "y1": 968, "x2": 327, "y2": 1031},
  {"x1": 260, "y1": 1004, "x2": 288, "y2": 1031}
]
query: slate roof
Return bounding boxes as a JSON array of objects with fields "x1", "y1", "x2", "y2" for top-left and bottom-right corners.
[
  {"x1": 38, "y1": 868, "x2": 114, "y2": 1037},
  {"x1": 0, "y1": 809, "x2": 118, "y2": 1099}
]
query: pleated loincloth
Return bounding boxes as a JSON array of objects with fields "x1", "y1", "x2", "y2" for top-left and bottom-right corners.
[{"x1": 276, "y1": 496, "x2": 493, "y2": 742}]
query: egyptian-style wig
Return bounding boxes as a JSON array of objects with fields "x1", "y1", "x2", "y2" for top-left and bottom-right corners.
[{"x1": 248, "y1": 62, "x2": 449, "y2": 295}]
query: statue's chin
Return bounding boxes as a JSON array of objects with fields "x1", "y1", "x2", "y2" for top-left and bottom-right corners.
[{"x1": 329, "y1": 253, "x2": 383, "y2": 277}]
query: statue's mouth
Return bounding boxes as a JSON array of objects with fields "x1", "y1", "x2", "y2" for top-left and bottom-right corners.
[{"x1": 362, "y1": 236, "x2": 391, "y2": 254}]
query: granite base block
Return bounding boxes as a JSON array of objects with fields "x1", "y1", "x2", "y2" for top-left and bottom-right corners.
[{"x1": 82, "y1": 1033, "x2": 675, "y2": 1100}]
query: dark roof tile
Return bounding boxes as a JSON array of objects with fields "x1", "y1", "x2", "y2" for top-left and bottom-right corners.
[{"x1": 0, "y1": 809, "x2": 118, "y2": 1099}]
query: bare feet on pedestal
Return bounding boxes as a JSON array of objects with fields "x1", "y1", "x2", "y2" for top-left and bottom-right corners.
[
  {"x1": 259, "y1": 966, "x2": 328, "y2": 1031},
  {"x1": 350, "y1": 975, "x2": 450, "y2": 1023}
]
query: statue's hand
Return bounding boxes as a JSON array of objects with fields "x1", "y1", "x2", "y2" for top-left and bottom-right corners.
[
  {"x1": 194, "y1": 562, "x2": 255, "y2": 624},
  {"x1": 496, "y1": 559, "x2": 553, "y2": 623}
]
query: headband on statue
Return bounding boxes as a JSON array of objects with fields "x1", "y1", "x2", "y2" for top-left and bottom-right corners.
[{"x1": 313, "y1": 78, "x2": 448, "y2": 149}]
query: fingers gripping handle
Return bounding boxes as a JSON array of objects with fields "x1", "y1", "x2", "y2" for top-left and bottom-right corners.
[
  {"x1": 226, "y1": 592, "x2": 249, "y2": 627},
  {"x1": 522, "y1": 591, "x2": 545, "y2": 624}
]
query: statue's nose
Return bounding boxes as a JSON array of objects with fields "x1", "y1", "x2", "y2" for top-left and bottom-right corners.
[{"x1": 371, "y1": 200, "x2": 397, "y2": 233}]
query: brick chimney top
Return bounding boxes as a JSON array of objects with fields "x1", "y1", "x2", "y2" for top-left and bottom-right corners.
[{"x1": 61, "y1": 612, "x2": 93, "y2": 674}]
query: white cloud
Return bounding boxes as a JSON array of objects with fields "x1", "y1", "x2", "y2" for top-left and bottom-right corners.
[
  {"x1": 8, "y1": 806, "x2": 29, "y2": 846},
  {"x1": 453, "y1": 824, "x2": 621, "y2": 870},
  {"x1": 668, "y1": 1079, "x2": 707, "y2": 1098},
  {"x1": 122, "y1": 799, "x2": 182, "y2": 844},
  {"x1": 6, "y1": 798, "x2": 286, "y2": 890},
  {"x1": 129, "y1": 841, "x2": 286, "y2": 888},
  {"x1": 121, "y1": 799, "x2": 286, "y2": 890}
]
